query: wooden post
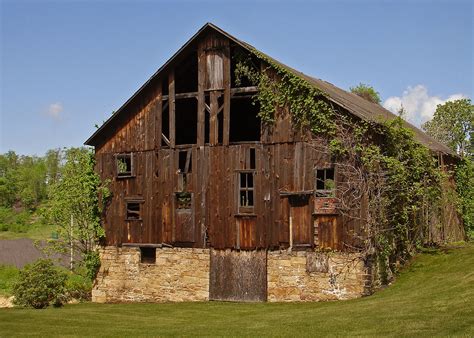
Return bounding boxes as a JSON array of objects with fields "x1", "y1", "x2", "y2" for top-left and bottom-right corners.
[
  {"x1": 197, "y1": 45, "x2": 205, "y2": 146},
  {"x1": 155, "y1": 82, "x2": 162, "y2": 150},
  {"x1": 209, "y1": 91, "x2": 219, "y2": 145},
  {"x1": 223, "y1": 44, "x2": 231, "y2": 145},
  {"x1": 169, "y1": 71, "x2": 175, "y2": 148}
]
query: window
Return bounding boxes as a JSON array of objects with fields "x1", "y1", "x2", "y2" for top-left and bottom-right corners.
[
  {"x1": 316, "y1": 168, "x2": 335, "y2": 196},
  {"x1": 238, "y1": 172, "x2": 255, "y2": 213},
  {"x1": 176, "y1": 192, "x2": 192, "y2": 210},
  {"x1": 140, "y1": 247, "x2": 156, "y2": 264},
  {"x1": 116, "y1": 153, "x2": 133, "y2": 177},
  {"x1": 126, "y1": 201, "x2": 141, "y2": 220}
]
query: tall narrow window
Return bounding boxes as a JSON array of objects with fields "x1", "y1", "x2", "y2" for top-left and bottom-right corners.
[
  {"x1": 116, "y1": 153, "x2": 133, "y2": 178},
  {"x1": 238, "y1": 172, "x2": 255, "y2": 213},
  {"x1": 315, "y1": 168, "x2": 335, "y2": 196}
]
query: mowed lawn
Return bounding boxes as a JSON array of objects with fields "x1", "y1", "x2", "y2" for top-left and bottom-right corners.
[{"x1": 0, "y1": 244, "x2": 473, "y2": 336}]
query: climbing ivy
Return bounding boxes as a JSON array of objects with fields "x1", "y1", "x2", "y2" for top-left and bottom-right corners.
[{"x1": 235, "y1": 49, "x2": 457, "y2": 282}]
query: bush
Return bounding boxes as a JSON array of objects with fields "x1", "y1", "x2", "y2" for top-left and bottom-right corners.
[
  {"x1": 12, "y1": 259, "x2": 68, "y2": 309},
  {"x1": 66, "y1": 273, "x2": 92, "y2": 301}
]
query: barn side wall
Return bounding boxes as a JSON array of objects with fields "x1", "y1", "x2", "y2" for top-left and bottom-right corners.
[{"x1": 92, "y1": 246, "x2": 368, "y2": 303}]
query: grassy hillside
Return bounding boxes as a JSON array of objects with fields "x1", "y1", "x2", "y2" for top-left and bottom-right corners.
[
  {"x1": 0, "y1": 207, "x2": 56, "y2": 241},
  {"x1": 0, "y1": 243, "x2": 473, "y2": 336}
]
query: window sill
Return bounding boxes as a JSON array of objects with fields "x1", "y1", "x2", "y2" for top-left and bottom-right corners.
[
  {"x1": 117, "y1": 175, "x2": 136, "y2": 179},
  {"x1": 234, "y1": 213, "x2": 257, "y2": 217}
]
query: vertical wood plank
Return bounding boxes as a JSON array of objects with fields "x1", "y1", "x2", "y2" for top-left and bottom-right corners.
[
  {"x1": 223, "y1": 44, "x2": 231, "y2": 145},
  {"x1": 155, "y1": 82, "x2": 162, "y2": 150},
  {"x1": 197, "y1": 43, "x2": 205, "y2": 146},
  {"x1": 169, "y1": 71, "x2": 176, "y2": 148}
]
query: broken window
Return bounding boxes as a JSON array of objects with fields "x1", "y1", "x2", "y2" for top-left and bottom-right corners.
[
  {"x1": 140, "y1": 247, "x2": 156, "y2": 264},
  {"x1": 315, "y1": 168, "x2": 335, "y2": 196},
  {"x1": 176, "y1": 192, "x2": 192, "y2": 210},
  {"x1": 116, "y1": 153, "x2": 133, "y2": 178},
  {"x1": 238, "y1": 171, "x2": 255, "y2": 213},
  {"x1": 126, "y1": 201, "x2": 141, "y2": 220}
]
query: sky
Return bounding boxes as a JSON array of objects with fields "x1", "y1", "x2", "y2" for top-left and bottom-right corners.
[{"x1": 1, "y1": 0, "x2": 472, "y2": 156}]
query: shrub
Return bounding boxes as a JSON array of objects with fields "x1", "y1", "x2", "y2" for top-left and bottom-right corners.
[
  {"x1": 66, "y1": 273, "x2": 92, "y2": 301},
  {"x1": 12, "y1": 259, "x2": 68, "y2": 309}
]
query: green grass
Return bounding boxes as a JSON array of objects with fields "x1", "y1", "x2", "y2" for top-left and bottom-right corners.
[
  {"x1": 0, "y1": 244, "x2": 473, "y2": 336},
  {"x1": 0, "y1": 265, "x2": 19, "y2": 296}
]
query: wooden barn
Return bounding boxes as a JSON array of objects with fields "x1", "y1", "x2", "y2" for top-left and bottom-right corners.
[{"x1": 86, "y1": 23, "x2": 463, "y2": 303}]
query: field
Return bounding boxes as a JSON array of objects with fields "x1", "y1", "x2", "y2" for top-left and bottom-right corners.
[{"x1": 0, "y1": 243, "x2": 473, "y2": 336}]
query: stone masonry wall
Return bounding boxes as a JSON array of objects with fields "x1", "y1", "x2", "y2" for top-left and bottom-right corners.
[
  {"x1": 267, "y1": 250, "x2": 368, "y2": 302},
  {"x1": 93, "y1": 246, "x2": 369, "y2": 303},
  {"x1": 92, "y1": 246, "x2": 210, "y2": 303}
]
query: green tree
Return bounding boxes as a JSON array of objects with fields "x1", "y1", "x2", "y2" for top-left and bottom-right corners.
[
  {"x1": 422, "y1": 99, "x2": 473, "y2": 158},
  {"x1": 350, "y1": 83, "x2": 381, "y2": 104},
  {"x1": 46, "y1": 148, "x2": 108, "y2": 274}
]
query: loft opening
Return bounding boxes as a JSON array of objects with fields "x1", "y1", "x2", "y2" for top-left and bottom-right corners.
[
  {"x1": 175, "y1": 98, "x2": 197, "y2": 145},
  {"x1": 175, "y1": 51, "x2": 198, "y2": 93},
  {"x1": 230, "y1": 98, "x2": 261, "y2": 142},
  {"x1": 230, "y1": 46, "x2": 261, "y2": 88},
  {"x1": 116, "y1": 153, "x2": 133, "y2": 178}
]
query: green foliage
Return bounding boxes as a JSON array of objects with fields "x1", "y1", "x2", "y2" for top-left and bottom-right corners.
[
  {"x1": 0, "y1": 207, "x2": 31, "y2": 233},
  {"x1": 82, "y1": 251, "x2": 101, "y2": 281},
  {"x1": 12, "y1": 259, "x2": 68, "y2": 309},
  {"x1": 0, "y1": 265, "x2": 19, "y2": 296},
  {"x1": 422, "y1": 98, "x2": 473, "y2": 158},
  {"x1": 455, "y1": 159, "x2": 474, "y2": 237},
  {"x1": 234, "y1": 52, "x2": 335, "y2": 134},
  {"x1": 350, "y1": 83, "x2": 381, "y2": 104},
  {"x1": 65, "y1": 272, "x2": 92, "y2": 301},
  {"x1": 45, "y1": 147, "x2": 108, "y2": 275}
]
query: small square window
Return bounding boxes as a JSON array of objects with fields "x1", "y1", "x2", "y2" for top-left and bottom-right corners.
[
  {"x1": 126, "y1": 201, "x2": 141, "y2": 220},
  {"x1": 116, "y1": 153, "x2": 133, "y2": 177},
  {"x1": 316, "y1": 168, "x2": 335, "y2": 196},
  {"x1": 140, "y1": 247, "x2": 156, "y2": 264}
]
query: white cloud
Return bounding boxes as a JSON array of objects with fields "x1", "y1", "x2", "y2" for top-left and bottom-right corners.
[
  {"x1": 47, "y1": 102, "x2": 63, "y2": 120},
  {"x1": 383, "y1": 85, "x2": 466, "y2": 127}
]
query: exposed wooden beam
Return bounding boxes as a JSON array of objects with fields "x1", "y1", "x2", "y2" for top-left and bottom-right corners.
[
  {"x1": 155, "y1": 82, "x2": 163, "y2": 150},
  {"x1": 209, "y1": 91, "x2": 219, "y2": 145},
  {"x1": 161, "y1": 87, "x2": 258, "y2": 101},
  {"x1": 169, "y1": 71, "x2": 176, "y2": 148},
  {"x1": 161, "y1": 133, "x2": 171, "y2": 147},
  {"x1": 223, "y1": 44, "x2": 231, "y2": 145},
  {"x1": 197, "y1": 44, "x2": 205, "y2": 146}
]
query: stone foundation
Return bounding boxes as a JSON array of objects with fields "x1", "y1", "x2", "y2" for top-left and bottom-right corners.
[
  {"x1": 92, "y1": 246, "x2": 210, "y2": 303},
  {"x1": 93, "y1": 246, "x2": 369, "y2": 303},
  {"x1": 267, "y1": 250, "x2": 368, "y2": 301}
]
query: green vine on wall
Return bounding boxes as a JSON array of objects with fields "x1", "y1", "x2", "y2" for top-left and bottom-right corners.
[{"x1": 235, "y1": 49, "x2": 456, "y2": 283}]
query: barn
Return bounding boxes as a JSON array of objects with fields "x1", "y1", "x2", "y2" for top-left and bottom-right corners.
[{"x1": 86, "y1": 23, "x2": 464, "y2": 303}]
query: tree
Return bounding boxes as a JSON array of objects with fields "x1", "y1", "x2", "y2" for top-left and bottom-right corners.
[
  {"x1": 46, "y1": 147, "x2": 108, "y2": 274},
  {"x1": 422, "y1": 99, "x2": 473, "y2": 158},
  {"x1": 350, "y1": 83, "x2": 381, "y2": 104}
]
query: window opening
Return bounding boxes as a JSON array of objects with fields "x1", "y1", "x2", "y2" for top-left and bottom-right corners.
[
  {"x1": 175, "y1": 98, "x2": 197, "y2": 145},
  {"x1": 176, "y1": 192, "x2": 192, "y2": 210},
  {"x1": 116, "y1": 153, "x2": 133, "y2": 177},
  {"x1": 316, "y1": 168, "x2": 335, "y2": 196},
  {"x1": 126, "y1": 201, "x2": 141, "y2": 220},
  {"x1": 249, "y1": 148, "x2": 256, "y2": 169},
  {"x1": 161, "y1": 104, "x2": 170, "y2": 147},
  {"x1": 140, "y1": 247, "x2": 156, "y2": 264},
  {"x1": 238, "y1": 172, "x2": 255, "y2": 213},
  {"x1": 229, "y1": 98, "x2": 261, "y2": 142}
]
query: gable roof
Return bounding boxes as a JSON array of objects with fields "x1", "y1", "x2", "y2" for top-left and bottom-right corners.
[{"x1": 85, "y1": 23, "x2": 456, "y2": 157}]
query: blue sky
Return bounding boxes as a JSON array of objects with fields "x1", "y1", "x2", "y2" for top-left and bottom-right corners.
[{"x1": 1, "y1": 0, "x2": 472, "y2": 155}]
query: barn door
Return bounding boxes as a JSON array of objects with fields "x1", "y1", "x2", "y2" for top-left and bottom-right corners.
[
  {"x1": 289, "y1": 195, "x2": 312, "y2": 248},
  {"x1": 209, "y1": 249, "x2": 267, "y2": 302},
  {"x1": 315, "y1": 215, "x2": 342, "y2": 250}
]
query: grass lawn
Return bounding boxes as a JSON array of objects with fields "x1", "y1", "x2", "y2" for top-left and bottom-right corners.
[{"x1": 0, "y1": 243, "x2": 473, "y2": 336}]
